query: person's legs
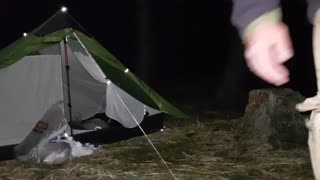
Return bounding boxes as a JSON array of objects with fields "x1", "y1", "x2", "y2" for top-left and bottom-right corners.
[
  {"x1": 296, "y1": 8, "x2": 320, "y2": 112},
  {"x1": 297, "y1": 9, "x2": 320, "y2": 179}
]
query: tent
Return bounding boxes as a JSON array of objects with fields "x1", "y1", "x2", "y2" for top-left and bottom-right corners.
[{"x1": 0, "y1": 7, "x2": 187, "y2": 147}]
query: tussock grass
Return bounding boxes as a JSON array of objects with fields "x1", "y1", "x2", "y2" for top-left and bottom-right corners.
[{"x1": 0, "y1": 111, "x2": 314, "y2": 179}]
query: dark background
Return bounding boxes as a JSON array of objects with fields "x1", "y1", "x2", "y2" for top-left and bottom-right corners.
[{"x1": 0, "y1": 0, "x2": 317, "y2": 113}]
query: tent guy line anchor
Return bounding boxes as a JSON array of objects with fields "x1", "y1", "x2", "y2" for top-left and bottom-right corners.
[
  {"x1": 114, "y1": 91, "x2": 178, "y2": 180},
  {"x1": 296, "y1": 9, "x2": 320, "y2": 180}
]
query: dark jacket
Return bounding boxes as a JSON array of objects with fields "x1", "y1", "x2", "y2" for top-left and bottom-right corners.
[{"x1": 231, "y1": 0, "x2": 320, "y2": 35}]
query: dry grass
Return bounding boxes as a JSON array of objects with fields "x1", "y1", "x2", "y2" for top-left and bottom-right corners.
[{"x1": 0, "y1": 111, "x2": 314, "y2": 180}]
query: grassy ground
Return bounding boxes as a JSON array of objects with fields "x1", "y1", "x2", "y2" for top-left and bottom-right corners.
[{"x1": 0, "y1": 107, "x2": 314, "y2": 180}]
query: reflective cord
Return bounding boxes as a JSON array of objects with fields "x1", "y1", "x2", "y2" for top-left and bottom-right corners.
[
  {"x1": 74, "y1": 29, "x2": 177, "y2": 179},
  {"x1": 114, "y1": 89, "x2": 178, "y2": 180},
  {"x1": 72, "y1": 32, "x2": 107, "y2": 80}
]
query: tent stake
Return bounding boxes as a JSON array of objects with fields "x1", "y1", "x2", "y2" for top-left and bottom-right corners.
[{"x1": 64, "y1": 37, "x2": 73, "y2": 136}]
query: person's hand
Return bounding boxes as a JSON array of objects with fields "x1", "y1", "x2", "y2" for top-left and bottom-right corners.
[{"x1": 244, "y1": 22, "x2": 294, "y2": 86}]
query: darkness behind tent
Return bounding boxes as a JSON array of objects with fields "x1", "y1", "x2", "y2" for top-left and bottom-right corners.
[{"x1": 0, "y1": 2, "x2": 316, "y2": 118}]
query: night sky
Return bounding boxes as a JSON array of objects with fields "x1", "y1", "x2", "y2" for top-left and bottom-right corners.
[{"x1": 0, "y1": 0, "x2": 317, "y2": 113}]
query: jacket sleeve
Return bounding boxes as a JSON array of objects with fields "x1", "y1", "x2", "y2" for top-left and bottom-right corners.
[
  {"x1": 231, "y1": 0, "x2": 280, "y2": 36},
  {"x1": 307, "y1": 0, "x2": 320, "y2": 23}
]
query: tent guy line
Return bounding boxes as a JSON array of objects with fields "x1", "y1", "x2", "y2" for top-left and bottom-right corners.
[{"x1": 115, "y1": 89, "x2": 178, "y2": 180}]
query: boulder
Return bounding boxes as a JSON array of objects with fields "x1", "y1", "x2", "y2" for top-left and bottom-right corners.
[{"x1": 241, "y1": 88, "x2": 308, "y2": 149}]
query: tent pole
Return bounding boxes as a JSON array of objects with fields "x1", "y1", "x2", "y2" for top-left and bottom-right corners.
[{"x1": 64, "y1": 37, "x2": 73, "y2": 136}]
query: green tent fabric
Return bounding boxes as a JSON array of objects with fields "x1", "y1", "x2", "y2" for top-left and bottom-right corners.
[{"x1": 0, "y1": 9, "x2": 187, "y2": 118}]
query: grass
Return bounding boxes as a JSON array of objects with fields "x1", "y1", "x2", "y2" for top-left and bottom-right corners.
[{"x1": 0, "y1": 108, "x2": 314, "y2": 180}]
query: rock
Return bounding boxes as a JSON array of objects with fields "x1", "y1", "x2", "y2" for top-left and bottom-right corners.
[{"x1": 241, "y1": 88, "x2": 308, "y2": 149}]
